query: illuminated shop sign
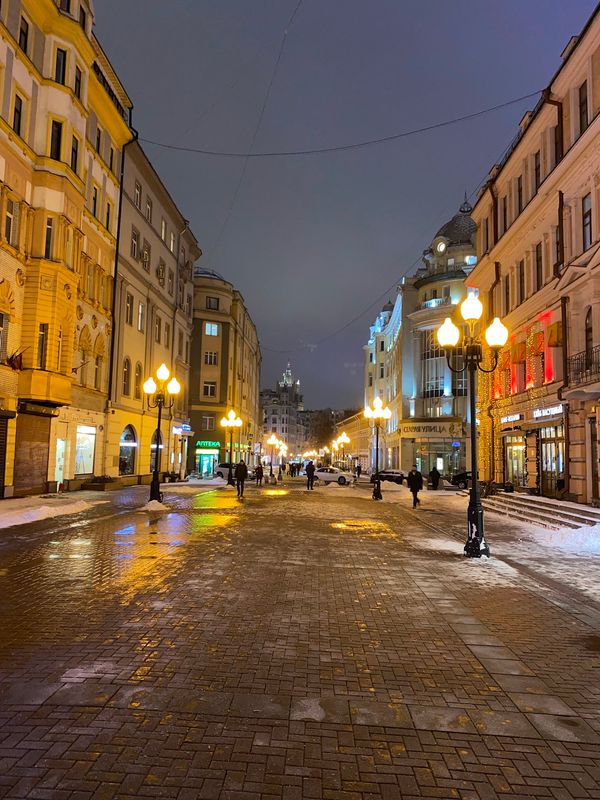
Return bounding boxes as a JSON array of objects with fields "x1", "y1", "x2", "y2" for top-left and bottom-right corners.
[
  {"x1": 500, "y1": 413, "x2": 522, "y2": 424},
  {"x1": 195, "y1": 440, "x2": 220, "y2": 448},
  {"x1": 532, "y1": 404, "x2": 563, "y2": 419}
]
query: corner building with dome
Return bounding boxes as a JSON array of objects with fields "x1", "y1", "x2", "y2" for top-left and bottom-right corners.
[{"x1": 363, "y1": 199, "x2": 478, "y2": 477}]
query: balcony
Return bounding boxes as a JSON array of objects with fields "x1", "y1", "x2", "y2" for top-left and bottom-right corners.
[
  {"x1": 420, "y1": 296, "x2": 453, "y2": 311},
  {"x1": 566, "y1": 345, "x2": 600, "y2": 397}
]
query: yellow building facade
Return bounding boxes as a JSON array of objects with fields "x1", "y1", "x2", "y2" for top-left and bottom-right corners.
[{"x1": 0, "y1": 0, "x2": 132, "y2": 495}]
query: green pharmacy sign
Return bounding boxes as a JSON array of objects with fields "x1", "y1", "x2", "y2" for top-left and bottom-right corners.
[{"x1": 196, "y1": 440, "x2": 220, "y2": 448}]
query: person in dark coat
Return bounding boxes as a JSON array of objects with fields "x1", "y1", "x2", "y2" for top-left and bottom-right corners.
[
  {"x1": 356, "y1": 464, "x2": 362, "y2": 480},
  {"x1": 235, "y1": 460, "x2": 248, "y2": 498},
  {"x1": 407, "y1": 465, "x2": 423, "y2": 508},
  {"x1": 255, "y1": 464, "x2": 264, "y2": 486},
  {"x1": 305, "y1": 460, "x2": 316, "y2": 490},
  {"x1": 428, "y1": 466, "x2": 440, "y2": 490}
]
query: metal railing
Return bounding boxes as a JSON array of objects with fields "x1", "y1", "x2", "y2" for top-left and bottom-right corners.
[
  {"x1": 567, "y1": 344, "x2": 600, "y2": 386},
  {"x1": 420, "y1": 296, "x2": 453, "y2": 310}
]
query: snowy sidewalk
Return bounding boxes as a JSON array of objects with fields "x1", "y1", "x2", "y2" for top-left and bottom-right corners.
[{"x1": 0, "y1": 493, "x2": 109, "y2": 530}]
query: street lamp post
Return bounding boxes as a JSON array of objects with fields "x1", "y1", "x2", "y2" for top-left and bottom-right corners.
[
  {"x1": 220, "y1": 409, "x2": 243, "y2": 486},
  {"x1": 364, "y1": 397, "x2": 391, "y2": 500},
  {"x1": 337, "y1": 431, "x2": 350, "y2": 468},
  {"x1": 144, "y1": 363, "x2": 181, "y2": 502},
  {"x1": 267, "y1": 433, "x2": 280, "y2": 477},
  {"x1": 436, "y1": 291, "x2": 508, "y2": 558}
]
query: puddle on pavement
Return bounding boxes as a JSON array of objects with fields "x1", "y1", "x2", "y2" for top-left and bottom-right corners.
[
  {"x1": 262, "y1": 489, "x2": 289, "y2": 497},
  {"x1": 331, "y1": 520, "x2": 392, "y2": 537}
]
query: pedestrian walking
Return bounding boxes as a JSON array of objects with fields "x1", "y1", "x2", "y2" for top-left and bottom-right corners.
[
  {"x1": 407, "y1": 465, "x2": 423, "y2": 508},
  {"x1": 255, "y1": 464, "x2": 264, "y2": 486},
  {"x1": 305, "y1": 460, "x2": 316, "y2": 491},
  {"x1": 235, "y1": 460, "x2": 248, "y2": 498},
  {"x1": 428, "y1": 466, "x2": 440, "y2": 490},
  {"x1": 356, "y1": 464, "x2": 362, "y2": 480}
]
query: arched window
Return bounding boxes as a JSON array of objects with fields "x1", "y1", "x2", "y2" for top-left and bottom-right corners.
[
  {"x1": 119, "y1": 425, "x2": 136, "y2": 475},
  {"x1": 134, "y1": 362, "x2": 142, "y2": 399},
  {"x1": 150, "y1": 429, "x2": 163, "y2": 472},
  {"x1": 122, "y1": 357, "x2": 131, "y2": 395},
  {"x1": 94, "y1": 356, "x2": 102, "y2": 390},
  {"x1": 585, "y1": 307, "x2": 593, "y2": 369}
]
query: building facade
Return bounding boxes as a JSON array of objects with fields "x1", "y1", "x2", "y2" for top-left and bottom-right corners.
[
  {"x1": 470, "y1": 7, "x2": 600, "y2": 502},
  {"x1": 106, "y1": 141, "x2": 200, "y2": 484},
  {"x1": 362, "y1": 201, "x2": 476, "y2": 476},
  {"x1": 188, "y1": 268, "x2": 261, "y2": 475},
  {"x1": 0, "y1": 0, "x2": 132, "y2": 496},
  {"x1": 260, "y1": 363, "x2": 304, "y2": 457}
]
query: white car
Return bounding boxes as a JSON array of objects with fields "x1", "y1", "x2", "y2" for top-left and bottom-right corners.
[{"x1": 314, "y1": 467, "x2": 355, "y2": 485}]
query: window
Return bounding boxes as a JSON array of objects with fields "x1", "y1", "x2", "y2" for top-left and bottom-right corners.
[
  {"x1": 170, "y1": 231, "x2": 175, "y2": 253},
  {"x1": 109, "y1": 147, "x2": 114, "y2": 173},
  {"x1": 516, "y1": 175, "x2": 523, "y2": 214},
  {"x1": 58, "y1": 0, "x2": 71, "y2": 11},
  {"x1": 553, "y1": 125, "x2": 562, "y2": 166},
  {"x1": 582, "y1": 193, "x2": 592, "y2": 251},
  {"x1": 535, "y1": 242, "x2": 543, "y2": 291},
  {"x1": 134, "y1": 181, "x2": 141, "y2": 209},
  {"x1": 155, "y1": 315, "x2": 161, "y2": 343},
  {"x1": 137, "y1": 302, "x2": 145, "y2": 332},
  {"x1": 504, "y1": 274, "x2": 510, "y2": 315},
  {"x1": 95, "y1": 126, "x2": 101, "y2": 154},
  {"x1": 4, "y1": 200, "x2": 17, "y2": 245},
  {"x1": 167, "y1": 269, "x2": 174, "y2": 295},
  {"x1": 50, "y1": 120, "x2": 62, "y2": 160},
  {"x1": 134, "y1": 362, "x2": 142, "y2": 399},
  {"x1": 585, "y1": 308, "x2": 594, "y2": 369},
  {"x1": 79, "y1": 6, "x2": 87, "y2": 30},
  {"x1": 18, "y1": 17, "x2": 28, "y2": 53},
  {"x1": 70, "y1": 135, "x2": 78, "y2": 172},
  {"x1": 501, "y1": 196, "x2": 507, "y2": 234},
  {"x1": 44, "y1": 218, "x2": 53, "y2": 259},
  {"x1": 205, "y1": 351, "x2": 218, "y2": 365},
  {"x1": 518, "y1": 259, "x2": 525, "y2": 304},
  {"x1": 0, "y1": 313, "x2": 8, "y2": 361},
  {"x1": 130, "y1": 228, "x2": 139, "y2": 259},
  {"x1": 145, "y1": 196, "x2": 152, "y2": 222},
  {"x1": 482, "y1": 217, "x2": 489, "y2": 252},
  {"x1": 74, "y1": 66, "x2": 82, "y2": 99},
  {"x1": 368, "y1": 374, "x2": 373, "y2": 387},
  {"x1": 451, "y1": 348, "x2": 467, "y2": 397},
  {"x1": 55, "y1": 48, "x2": 67, "y2": 84},
  {"x1": 94, "y1": 357, "x2": 102, "y2": 390},
  {"x1": 119, "y1": 426, "x2": 136, "y2": 476},
  {"x1": 92, "y1": 186, "x2": 98, "y2": 217},
  {"x1": 160, "y1": 218, "x2": 166, "y2": 241},
  {"x1": 178, "y1": 329, "x2": 183, "y2": 356},
  {"x1": 206, "y1": 296, "x2": 219, "y2": 310},
  {"x1": 533, "y1": 150, "x2": 541, "y2": 192},
  {"x1": 142, "y1": 240, "x2": 150, "y2": 269},
  {"x1": 201, "y1": 415, "x2": 215, "y2": 430},
  {"x1": 421, "y1": 329, "x2": 444, "y2": 398},
  {"x1": 105, "y1": 201, "x2": 111, "y2": 232},
  {"x1": 12, "y1": 94, "x2": 22, "y2": 136},
  {"x1": 37, "y1": 324, "x2": 48, "y2": 370},
  {"x1": 203, "y1": 381, "x2": 216, "y2": 398},
  {"x1": 125, "y1": 292, "x2": 134, "y2": 325},
  {"x1": 122, "y1": 358, "x2": 131, "y2": 395},
  {"x1": 579, "y1": 80, "x2": 588, "y2": 135},
  {"x1": 369, "y1": 352, "x2": 373, "y2": 363},
  {"x1": 164, "y1": 323, "x2": 170, "y2": 347},
  {"x1": 75, "y1": 425, "x2": 96, "y2": 474},
  {"x1": 379, "y1": 340, "x2": 384, "y2": 352}
]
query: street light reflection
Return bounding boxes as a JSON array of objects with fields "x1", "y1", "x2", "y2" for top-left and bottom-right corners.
[{"x1": 263, "y1": 489, "x2": 289, "y2": 497}]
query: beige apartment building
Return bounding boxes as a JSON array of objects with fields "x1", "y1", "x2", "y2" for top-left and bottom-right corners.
[
  {"x1": 105, "y1": 141, "x2": 200, "y2": 484},
  {"x1": 0, "y1": 0, "x2": 132, "y2": 496},
  {"x1": 469, "y1": 6, "x2": 600, "y2": 502},
  {"x1": 188, "y1": 268, "x2": 261, "y2": 475}
]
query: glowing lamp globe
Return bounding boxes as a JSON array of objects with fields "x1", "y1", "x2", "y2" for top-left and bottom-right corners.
[
  {"x1": 437, "y1": 317, "x2": 460, "y2": 348},
  {"x1": 143, "y1": 377, "x2": 157, "y2": 395},
  {"x1": 156, "y1": 363, "x2": 170, "y2": 382},
  {"x1": 460, "y1": 292, "x2": 483, "y2": 323},
  {"x1": 485, "y1": 317, "x2": 509, "y2": 349},
  {"x1": 167, "y1": 377, "x2": 181, "y2": 395}
]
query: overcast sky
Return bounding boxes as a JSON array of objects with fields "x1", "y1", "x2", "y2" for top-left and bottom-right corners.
[{"x1": 96, "y1": 0, "x2": 597, "y2": 409}]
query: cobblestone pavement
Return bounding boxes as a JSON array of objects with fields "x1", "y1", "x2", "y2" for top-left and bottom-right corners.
[{"x1": 1, "y1": 481, "x2": 600, "y2": 799}]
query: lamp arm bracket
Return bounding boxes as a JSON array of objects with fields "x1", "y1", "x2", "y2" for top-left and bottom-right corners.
[
  {"x1": 445, "y1": 352, "x2": 467, "y2": 374},
  {"x1": 477, "y1": 352, "x2": 500, "y2": 374}
]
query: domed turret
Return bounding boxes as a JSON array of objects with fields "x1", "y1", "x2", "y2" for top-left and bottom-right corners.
[{"x1": 434, "y1": 194, "x2": 476, "y2": 247}]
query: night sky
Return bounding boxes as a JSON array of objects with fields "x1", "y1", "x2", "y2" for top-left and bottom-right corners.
[{"x1": 95, "y1": 0, "x2": 597, "y2": 408}]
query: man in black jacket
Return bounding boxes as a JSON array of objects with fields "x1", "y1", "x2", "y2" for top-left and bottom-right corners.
[
  {"x1": 305, "y1": 460, "x2": 316, "y2": 491},
  {"x1": 235, "y1": 460, "x2": 248, "y2": 498},
  {"x1": 407, "y1": 465, "x2": 423, "y2": 508}
]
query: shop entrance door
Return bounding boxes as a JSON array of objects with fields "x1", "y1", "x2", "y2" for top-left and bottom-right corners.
[
  {"x1": 590, "y1": 417, "x2": 599, "y2": 501},
  {"x1": 55, "y1": 439, "x2": 66, "y2": 489},
  {"x1": 540, "y1": 437, "x2": 565, "y2": 498}
]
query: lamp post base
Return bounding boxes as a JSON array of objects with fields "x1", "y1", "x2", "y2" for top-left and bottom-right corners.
[
  {"x1": 372, "y1": 479, "x2": 382, "y2": 500},
  {"x1": 149, "y1": 474, "x2": 162, "y2": 503},
  {"x1": 464, "y1": 502, "x2": 489, "y2": 558}
]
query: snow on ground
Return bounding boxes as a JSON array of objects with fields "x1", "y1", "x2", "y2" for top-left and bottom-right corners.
[
  {"x1": 528, "y1": 523, "x2": 600, "y2": 555},
  {"x1": 0, "y1": 498, "x2": 107, "y2": 529},
  {"x1": 139, "y1": 500, "x2": 169, "y2": 512},
  {"x1": 183, "y1": 477, "x2": 228, "y2": 487}
]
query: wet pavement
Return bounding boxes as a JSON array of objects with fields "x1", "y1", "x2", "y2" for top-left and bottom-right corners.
[{"x1": 0, "y1": 480, "x2": 600, "y2": 799}]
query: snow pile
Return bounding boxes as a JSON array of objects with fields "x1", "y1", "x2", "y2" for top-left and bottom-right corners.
[
  {"x1": 140, "y1": 500, "x2": 169, "y2": 512},
  {"x1": 528, "y1": 523, "x2": 600, "y2": 556},
  {"x1": 184, "y1": 476, "x2": 228, "y2": 486},
  {"x1": 0, "y1": 500, "x2": 99, "y2": 530}
]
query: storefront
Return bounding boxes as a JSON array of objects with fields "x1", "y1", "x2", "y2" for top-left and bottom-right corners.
[
  {"x1": 527, "y1": 403, "x2": 565, "y2": 498},
  {"x1": 194, "y1": 439, "x2": 221, "y2": 476},
  {"x1": 172, "y1": 424, "x2": 193, "y2": 479},
  {"x1": 499, "y1": 413, "x2": 526, "y2": 489},
  {"x1": 119, "y1": 425, "x2": 137, "y2": 475},
  {"x1": 399, "y1": 419, "x2": 467, "y2": 476},
  {"x1": 74, "y1": 424, "x2": 96, "y2": 476}
]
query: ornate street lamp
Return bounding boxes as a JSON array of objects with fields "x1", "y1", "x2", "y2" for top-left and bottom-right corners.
[
  {"x1": 337, "y1": 431, "x2": 350, "y2": 467},
  {"x1": 220, "y1": 409, "x2": 243, "y2": 486},
  {"x1": 144, "y1": 363, "x2": 181, "y2": 502},
  {"x1": 331, "y1": 440, "x2": 339, "y2": 466},
  {"x1": 364, "y1": 397, "x2": 391, "y2": 500},
  {"x1": 436, "y1": 291, "x2": 508, "y2": 558},
  {"x1": 267, "y1": 433, "x2": 281, "y2": 477}
]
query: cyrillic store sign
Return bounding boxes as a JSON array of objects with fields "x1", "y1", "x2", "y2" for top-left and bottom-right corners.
[
  {"x1": 500, "y1": 413, "x2": 522, "y2": 424},
  {"x1": 195, "y1": 440, "x2": 220, "y2": 448},
  {"x1": 532, "y1": 404, "x2": 563, "y2": 419},
  {"x1": 399, "y1": 420, "x2": 464, "y2": 438}
]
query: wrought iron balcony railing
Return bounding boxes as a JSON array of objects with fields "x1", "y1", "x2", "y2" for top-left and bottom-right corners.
[
  {"x1": 567, "y1": 344, "x2": 600, "y2": 387},
  {"x1": 420, "y1": 295, "x2": 453, "y2": 310}
]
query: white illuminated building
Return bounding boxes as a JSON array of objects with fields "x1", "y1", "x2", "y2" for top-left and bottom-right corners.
[{"x1": 363, "y1": 199, "x2": 478, "y2": 475}]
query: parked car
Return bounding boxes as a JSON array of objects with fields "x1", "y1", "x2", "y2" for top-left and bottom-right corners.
[
  {"x1": 370, "y1": 469, "x2": 405, "y2": 484},
  {"x1": 215, "y1": 462, "x2": 257, "y2": 480},
  {"x1": 314, "y1": 466, "x2": 355, "y2": 485},
  {"x1": 450, "y1": 470, "x2": 472, "y2": 489}
]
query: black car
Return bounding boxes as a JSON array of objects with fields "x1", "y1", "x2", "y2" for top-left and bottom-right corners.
[
  {"x1": 450, "y1": 470, "x2": 472, "y2": 489},
  {"x1": 370, "y1": 469, "x2": 405, "y2": 484}
]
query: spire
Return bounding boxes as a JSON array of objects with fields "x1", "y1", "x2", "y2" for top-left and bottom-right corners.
[{"x1": 459, "y1": 192, "x2": 472, "y2": 214}]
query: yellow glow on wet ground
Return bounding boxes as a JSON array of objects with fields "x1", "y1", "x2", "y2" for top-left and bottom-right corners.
[
  {"x1": 331, "y1": 520, "x2": 392, "y2": 536},
  {"x1": 262, "y1": 489, "x2": 289, "y2": 497},
  {"x1": 189, "y1": 513, "x2": 235, "y2": 531}
]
